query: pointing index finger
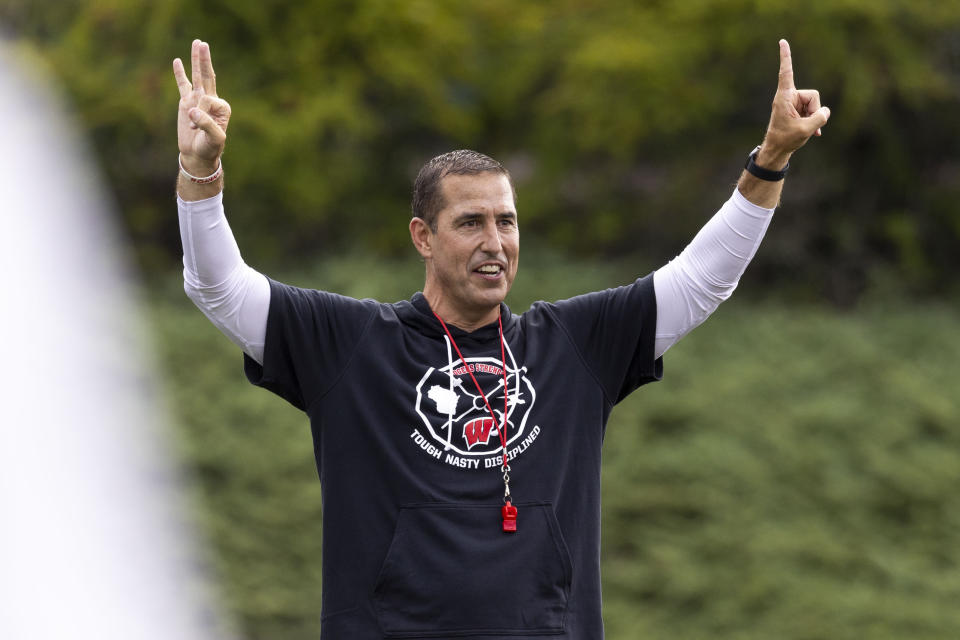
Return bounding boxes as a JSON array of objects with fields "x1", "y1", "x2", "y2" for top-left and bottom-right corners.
[
  {"x1": 778, "y1": 38, "x2": 795, "y2": 91},
  {"x1": 172, "y1": 58, "x2": 191, "y2": 99}
]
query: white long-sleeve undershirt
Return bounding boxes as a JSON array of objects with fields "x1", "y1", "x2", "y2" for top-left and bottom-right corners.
[
  {"x1": 178, "y1": 194, "x2": 269, "y2": 361},
  {"x1": 652, "y1": 188, "x2": 774, "y2": 355},
  {"x1": 177, "y1": 188, "x2": 774, "y2": 366}
]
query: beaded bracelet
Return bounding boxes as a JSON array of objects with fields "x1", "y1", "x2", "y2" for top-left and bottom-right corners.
[{"x1": 178, "y1": 153, "x2": 223, "y2": 184}]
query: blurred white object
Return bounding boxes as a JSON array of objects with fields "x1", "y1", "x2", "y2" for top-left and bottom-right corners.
[{"x1": 0, "y1": 46, "x2": 232, "y2": 639}]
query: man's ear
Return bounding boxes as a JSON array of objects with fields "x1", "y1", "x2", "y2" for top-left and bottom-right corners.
[{"x1": 409, "y1": 217, "x2": 433, "y2": 259}]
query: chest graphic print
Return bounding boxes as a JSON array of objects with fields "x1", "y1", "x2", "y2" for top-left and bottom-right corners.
[{"x1": 409, "y1": 335, "x2": 540, "y2": 470}]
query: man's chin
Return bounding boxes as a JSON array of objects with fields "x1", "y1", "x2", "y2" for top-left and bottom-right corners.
[
  {"x1": 473, "y1": 284, "x2": 509, "y2": 307},
  {"x1": 461, "y1": 291, "x2": 507, "y2": 319}
]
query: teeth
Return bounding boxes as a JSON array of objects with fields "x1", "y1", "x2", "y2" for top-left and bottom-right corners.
[{"x1": 477, "y1": 265, "x2": 501, "y2": 274}]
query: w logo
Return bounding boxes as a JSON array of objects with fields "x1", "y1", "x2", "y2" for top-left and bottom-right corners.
[
  {"x1": 413, "y1": 345, "x2": 537, "y2": 459},
  {"x1": 463, "y1": 417, "x2": 497, "y2": 449}
]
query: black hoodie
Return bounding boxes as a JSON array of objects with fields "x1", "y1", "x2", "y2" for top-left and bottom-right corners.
[{"x1": 244, "y1": 273, "x2": 662, "y2": 639}]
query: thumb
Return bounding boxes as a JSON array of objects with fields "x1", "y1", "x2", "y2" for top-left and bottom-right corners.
[
  {"x1": 189, "y1": 107, "x2": 226, "y2": 147},
  {"x1": 810, "y1": 106, "x2": 831, "y2": 131}
]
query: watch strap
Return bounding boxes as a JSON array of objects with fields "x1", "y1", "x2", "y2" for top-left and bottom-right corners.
[{"x1": 744, "y1": 145, "x2": 788, "y2": 181}]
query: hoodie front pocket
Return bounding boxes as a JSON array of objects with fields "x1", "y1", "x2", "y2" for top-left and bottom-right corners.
[{"x1": 373, "y1": 502, "x2": 572, "y2": 638}]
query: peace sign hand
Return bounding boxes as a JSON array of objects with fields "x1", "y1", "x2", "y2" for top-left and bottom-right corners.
[
  {"x1": 172, "y1": 39, "x2": 231, "y2": 175},
  {"x1": 758, "y1": 39, "x2": 831, "y2": 168}
]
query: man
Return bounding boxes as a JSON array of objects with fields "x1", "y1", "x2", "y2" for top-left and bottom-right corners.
[{"x1": 174, "y1": 38, "x2": 828, "y2": 639}]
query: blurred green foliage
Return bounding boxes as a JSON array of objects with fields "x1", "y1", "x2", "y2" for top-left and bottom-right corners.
[
  {"x1": 151, "y1": 256, "x2": 960, "y2": 639},
  {"x1": 5, "y1": 0, "x2": 960, "y2": 302}
]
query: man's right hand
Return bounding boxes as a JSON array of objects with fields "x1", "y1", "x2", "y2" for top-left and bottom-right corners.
[{"x1": 173, "y1": 39, "x2": 231, "y2": 198}]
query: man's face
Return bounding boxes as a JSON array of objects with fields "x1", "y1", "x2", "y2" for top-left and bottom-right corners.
[{"x1": 422, "y1": 172, "x2": 519, "y2": 322}]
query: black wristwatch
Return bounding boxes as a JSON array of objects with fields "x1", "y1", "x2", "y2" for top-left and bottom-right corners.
[{"x1": 744, "y1": 145, "x2": 789, "y2": 181}]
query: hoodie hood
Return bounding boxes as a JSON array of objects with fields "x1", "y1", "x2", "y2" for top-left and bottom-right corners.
[{"x1": 394, "y1": 292, "x2": 519, "y2": 348}]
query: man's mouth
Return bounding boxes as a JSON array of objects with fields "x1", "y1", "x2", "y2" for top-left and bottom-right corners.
[{"x1": 474, "y1": 264, "x2": 504, "y2": 278}]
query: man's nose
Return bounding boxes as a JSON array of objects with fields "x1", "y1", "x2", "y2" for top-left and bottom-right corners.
[{"x1": 479, "y1": 220, "x2": 503, "y2": 253}]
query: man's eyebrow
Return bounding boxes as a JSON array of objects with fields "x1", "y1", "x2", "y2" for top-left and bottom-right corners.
[{"x1": 452, "y1": 210, "x2": 517, "y2": 223}]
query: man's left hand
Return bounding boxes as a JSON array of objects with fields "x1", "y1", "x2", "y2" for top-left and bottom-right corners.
[{"x1": 756, "y1": 39, "x2": 831, "y2": 170}]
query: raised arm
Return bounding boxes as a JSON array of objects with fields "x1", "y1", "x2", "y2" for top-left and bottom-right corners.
[
  {"x1": 174, "y1": 40, "x2": 270, "y2": 363},
  {"x1": 653, "y1": 39, "x2": 830, "y2": 357}
]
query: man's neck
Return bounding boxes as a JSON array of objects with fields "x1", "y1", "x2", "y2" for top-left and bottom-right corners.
[{"x1": 422, "y1": 288, "x2": 499, "y2": 333}]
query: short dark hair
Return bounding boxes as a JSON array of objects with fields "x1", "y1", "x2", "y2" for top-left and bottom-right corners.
[{"x1": 412, "y1": 149, "x2": 515, "y2": 231}]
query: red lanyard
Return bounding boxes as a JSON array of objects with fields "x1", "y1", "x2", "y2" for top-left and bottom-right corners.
[{"x1": 432, "y1": 310, "x2": 518, "y2": 532}]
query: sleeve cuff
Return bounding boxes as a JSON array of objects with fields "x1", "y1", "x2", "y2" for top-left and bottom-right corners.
[
  {"x1": 176, "y1": 190, "x2": 223, "y2": 211},
  {"x1": 732, "y1": 186, "x2": 776, "y2": 218}
]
